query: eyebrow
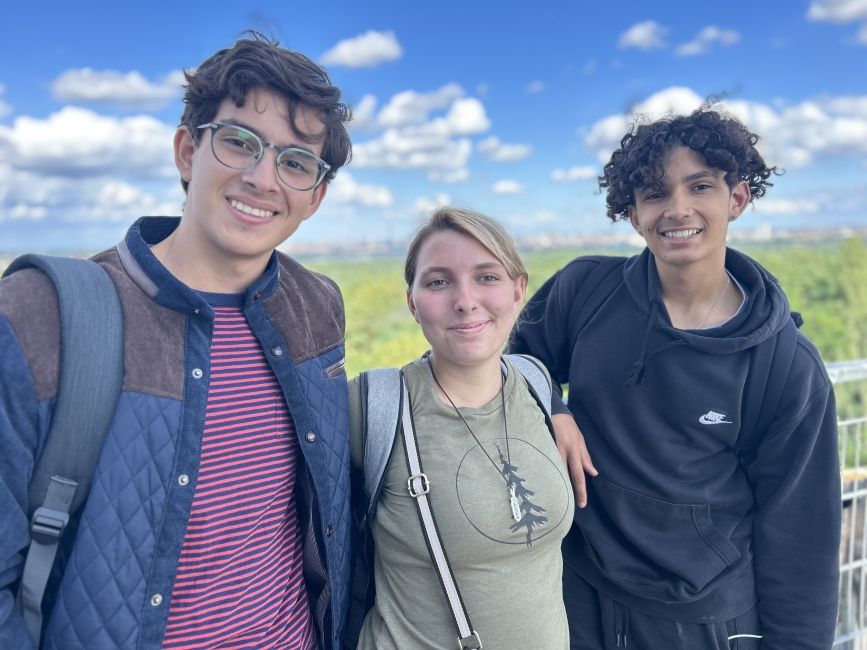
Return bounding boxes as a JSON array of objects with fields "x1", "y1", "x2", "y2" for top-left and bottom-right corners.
[
  {"x1": 420, "y1": 262, "x2": 505, "y2": 275},
  {"x1": 681, "y1": 170, "x2": 718, "y2": 182},
  {"x1": 219, "y1": 118, "x2": 318, "y2": 155}
]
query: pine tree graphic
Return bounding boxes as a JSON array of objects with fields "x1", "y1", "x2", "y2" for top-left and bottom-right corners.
[{"x1": 497, "y1": 445, "x2": 548, "y2": 546}]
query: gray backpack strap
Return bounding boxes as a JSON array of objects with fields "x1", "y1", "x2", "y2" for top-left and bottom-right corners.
[
  {"x1": 503, "y1": 354, "x2": 552, "y2": 417},
  {"x1": 362, "y1": 367, "x2": 403, "y2": 520},
  {"x1": 398, "y1": 376, "x2": 481, "y2": 650},
  {"x1": 3, "y1": 254, "x2": 124, "y2": 646}
]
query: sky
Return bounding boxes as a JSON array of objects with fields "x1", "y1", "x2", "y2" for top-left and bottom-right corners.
[{"x1": 1, "y1": 0, "x2": 866, "y2": 253}]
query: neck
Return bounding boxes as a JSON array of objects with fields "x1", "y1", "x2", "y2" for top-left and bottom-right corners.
[
  {"x1": 151, "y1": 228, "x2": 268, "y2": 294},
  {"x1": 657, "y1": 264, "x2": 736, "y2": 330},
  {"x1": 427, "y1": 353, "x2": 503, "y2": 408}
]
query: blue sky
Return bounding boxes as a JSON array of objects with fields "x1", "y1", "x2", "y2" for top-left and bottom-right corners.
[{"x1": 2, "y1": 0, "x2": 866, "y2": 253}]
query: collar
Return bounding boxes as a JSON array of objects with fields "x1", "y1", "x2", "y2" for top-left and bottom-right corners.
[{"x1": 117, "y1": 216, "x2": 281, "y2": 317}]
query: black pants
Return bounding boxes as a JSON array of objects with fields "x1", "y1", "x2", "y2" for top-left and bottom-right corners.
[{"x1": 564, "y1": 565, "x2": 762, "y2": 649}]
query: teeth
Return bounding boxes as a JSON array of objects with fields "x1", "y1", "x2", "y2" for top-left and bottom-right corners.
[
  {"x1": 230, "y1": 199, "x2": 275, "y2": 219},
  {"x1": 663, "y1": 229, "x2": 699, "y2": 239}
]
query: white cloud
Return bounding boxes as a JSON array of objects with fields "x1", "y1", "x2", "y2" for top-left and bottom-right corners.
[
  {"x1": 321, "y1": 30, "x2": 403, "y2": 69},
  {"x1": 429, "y1": 168, "x2": 469, "y2": 184},
  {"x1": 807, "y1": 0, "x2": 867, "y2": 23},
  {"x1": 328, "y1": 171, "x2": 394, "y2": 207},
  {"x1": 444, "y1": 98, "x2": 490, "y2": 134},
  {"x1": 477, "y1": 136, "x2": 533, "y2": 162},
  {"x1": 551, "y1": 166, "x2": 597, "y2": 182},
  {"x1": 1, "y1": 106, "x2": 176, "y2": 179},
  {"x1": 618, "y1": 20, "x2": 668, "y2": 50},
  {"x1": 351, "y1": 94, "x2": 379, "y2": 131},
  {"x1": 676, "y1": 26, "x2": 741, "y2": 57},
  {"x1": 351, "y1": 87, "x2": 490, "y2": 182},
  {"x1": 377, "y1": 83, "x2": 465, "y2": 127},
  {"x1": 492, "y1": 179, "x2": 524, "y2": 194},
  {"x1": 51, "y1": 68, "x2": 184, "y2": 109},
  {"x1": 582, "y1": 86, "x2": 867, "y2": 170},
  {"x1": 859, "y1": 22, "x2": 867, "y2": 43},
  {"x1": 525, "y1": 81, "x2": 545, "y2": 94},
  {"x1": 414, "y1": 193, "x2": 452, "y2": 215},
  {"x1": 752, "y1": 197, "x2": 824, "y2": 215}
]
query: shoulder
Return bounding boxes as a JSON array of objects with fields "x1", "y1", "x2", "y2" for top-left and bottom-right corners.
[
  {"x1": 1, "y1": 265, "x2": 61, "y2": 401},
  {"x1": 772, "y1": 324, "x2": 833, "y2": 426},
  {"x1": 275, "y1": 252, "x2": 342, "y2": 306}
]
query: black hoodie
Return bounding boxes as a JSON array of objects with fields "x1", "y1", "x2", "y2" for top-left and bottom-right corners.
[{"x1": 512, "y1": 248, "x2": 840, "y2": 650}]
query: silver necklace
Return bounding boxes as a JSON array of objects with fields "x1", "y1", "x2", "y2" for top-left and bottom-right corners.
[
  {"x1": 427, "y1": 360, "x2": 522, "y2": 522},
  {"x1": 693, "y1": 275, "x2": 730, "y2": 329}
]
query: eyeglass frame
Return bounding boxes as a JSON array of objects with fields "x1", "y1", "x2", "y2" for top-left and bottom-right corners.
[{"x1": 196, "y1": 122, "x2": 331, "y2": 191}]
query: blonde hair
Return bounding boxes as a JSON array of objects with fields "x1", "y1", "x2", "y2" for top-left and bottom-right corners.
[{"x1": 404, "y1": 207, "x2": 528, "y2": 287}]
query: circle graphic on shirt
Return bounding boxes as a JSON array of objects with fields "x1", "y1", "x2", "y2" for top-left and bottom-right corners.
[{"x1": 456, "y1": 437, "x2": 571, "y2": 545}]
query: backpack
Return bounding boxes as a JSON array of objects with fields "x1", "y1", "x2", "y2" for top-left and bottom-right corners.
[
  {"x1": 343, "y1": 354, "x2": 553, "y2": 647},
  {"x1": 2, "y1": 254, "x2": 124, "y2": 646}
]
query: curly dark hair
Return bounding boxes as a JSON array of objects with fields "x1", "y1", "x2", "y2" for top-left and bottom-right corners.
[
  {"x1": 179, "y1": 31, "x2": 352, "y2": 193},
  {"x1": 598, "y1": 108, "x2": 777, "y2": 222}
]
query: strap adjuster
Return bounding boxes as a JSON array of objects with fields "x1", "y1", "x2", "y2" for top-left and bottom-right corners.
[
  {"x1": 30, "y1": 506, "x2": 70, "y2": 544},
  {"x1": 407, "y1": 473, "x2": 430, "y2": 497},
  {"x1": 459, "y1": 631, "x2": 483, "y2": 649}
]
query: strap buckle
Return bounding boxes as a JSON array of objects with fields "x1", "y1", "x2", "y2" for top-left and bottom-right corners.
[
  {"x1": 407, "y1": 473, "x2": 430, "y2": 497},
  {"x1": 458, "y1": 631, "x2": 483, "y2": 649},
  {"x1": 30, "y1": 506, "x2": 70, "y2": 544}
]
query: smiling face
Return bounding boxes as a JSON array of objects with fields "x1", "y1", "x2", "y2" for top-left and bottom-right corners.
[
  {"x1": 407, "y1": 229, "x2": 527, "y2": 375},
  {"x1": 172, "y1": 87, "x2": 328, "y2": 284},
  {"x1": 628, "y1": 146, "x2": 750, "y2": 277}
]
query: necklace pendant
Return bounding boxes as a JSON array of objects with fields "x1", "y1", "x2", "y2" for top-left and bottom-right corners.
[{"x1": 509, "y1": 484, "x2": 522, "y2": 522}]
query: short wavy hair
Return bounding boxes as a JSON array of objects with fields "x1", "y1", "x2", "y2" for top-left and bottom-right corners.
[
  {"x1": 404, "y1": 207, "x2": 528, "y2": 288},
  {"x1": 598, "y1": 108, "x2": 777, "y2": 222},
  {"x1": 179, "y1": 32, "x2": 351, "y2": 193}
]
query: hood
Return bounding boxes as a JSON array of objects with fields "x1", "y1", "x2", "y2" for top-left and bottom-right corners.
[{"x1": 621, "y1": 248, "x2": 792, "y2": 384}]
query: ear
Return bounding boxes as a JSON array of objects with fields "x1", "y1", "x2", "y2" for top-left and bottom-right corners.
[
  {"x1": 514, "y1": 274, "x2": 527, "y2": 306},
  {"x1": 728, "y1": 180, "x2": 751, "y2": 222},
  {"x1": 174, "y1": 126, "x2": 195, "y2": 184},
  {"x1": 406, "y1": 289, "x2": 420, "y2": 323}
]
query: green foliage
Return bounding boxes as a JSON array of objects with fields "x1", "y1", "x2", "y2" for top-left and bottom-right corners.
[{"x1": 306, "y1": 239, "x2": 867, "y2": 394}]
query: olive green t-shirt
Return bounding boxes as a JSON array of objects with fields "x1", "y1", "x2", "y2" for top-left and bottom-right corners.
[{"x1": 349, "y1": 357, "x2": 574, "y2": 649}]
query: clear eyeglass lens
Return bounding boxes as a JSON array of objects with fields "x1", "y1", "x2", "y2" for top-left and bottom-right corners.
[
  {"x1": 210, "y1": 124, "x2": 322, "y2": 190},
  {"x1": 276, "y1": 149, "x2": 320, "y2": 188},
  {"x1": 211, "y1": 126, "x2": 262, "y2": 168}
]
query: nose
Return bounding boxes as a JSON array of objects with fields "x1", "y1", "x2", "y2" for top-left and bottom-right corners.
[
  {"x1": 664, "y1": 188, "x2": 693, "y2": 219},
  {"x1": 240, "y1": 147, "x2": 280, "y2": 191},
  {"x1": 453, "y1": 280, "x2": 478, "y2": 313}
]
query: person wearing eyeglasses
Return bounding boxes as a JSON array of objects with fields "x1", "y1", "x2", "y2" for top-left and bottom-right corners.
[{"x1": 0, "y1": 34, "x2": 352, "y2": 649}]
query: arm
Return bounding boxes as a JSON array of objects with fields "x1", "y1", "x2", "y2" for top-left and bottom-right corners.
[
  {"x1": 748, "y1": 350, "x2": 840, "y2": 649},
  {"x1": 512, "y1": 263, "x2": 598, "y2": 505},
  {"x1": 0, "y1": 316, "x2": 42, "y2": 650},
  {"x1": 551, "y1": 410, "x2": 598, "y2": 508}
]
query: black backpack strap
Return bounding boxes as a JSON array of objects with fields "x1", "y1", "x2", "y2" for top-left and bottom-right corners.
[
  {"x1": 3, "y1": 254, "x2": 124, "y2": 645},
  {"x1": 567, "y1": 257, "x2": 627, "y2": 352},
  {"x1": 737, "y1": 316, "x2": 799, "y2": 471}
]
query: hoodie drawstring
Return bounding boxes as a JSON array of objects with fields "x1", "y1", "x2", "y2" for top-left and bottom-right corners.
[
  {"x1": 625, "y1": 302, "x2": 687, "y2": 386},
  {"x1": 614, "y1": 601, "x2": 629, "y2": 647}
]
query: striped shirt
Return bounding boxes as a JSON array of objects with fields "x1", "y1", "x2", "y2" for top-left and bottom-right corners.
[{"x1": 162, "y1": 296, "x2": 315, "y2": 649}]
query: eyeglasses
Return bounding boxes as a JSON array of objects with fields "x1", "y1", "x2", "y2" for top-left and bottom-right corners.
[{"x1": 197, "y1": 123, "x2": 331, "y2": 191}]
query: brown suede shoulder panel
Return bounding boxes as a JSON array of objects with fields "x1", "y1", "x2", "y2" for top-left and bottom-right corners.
[
  {"x1": 0, "y1": 268, "x2": 61, "y2": 401},
  {"x1": 267, "y1": 253, "x2": 345, "y2": 363},
  {"x1": 93, "y1": 249, "x2": 186, "y2": 401}
]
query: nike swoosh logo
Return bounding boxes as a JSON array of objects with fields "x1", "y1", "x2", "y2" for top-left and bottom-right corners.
[{"x1": 699, "y1": 415, "x2": 733, "y2": 425}]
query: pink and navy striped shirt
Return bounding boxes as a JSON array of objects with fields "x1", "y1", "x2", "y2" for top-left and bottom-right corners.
[{"x1": 162, "y1": 296, "x2": 315, "y2": 649}]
